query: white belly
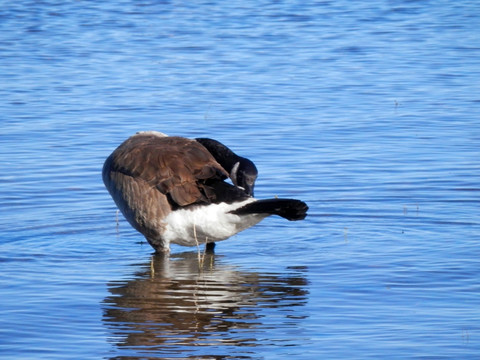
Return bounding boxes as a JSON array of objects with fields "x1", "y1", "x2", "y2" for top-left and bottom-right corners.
[{"x1": 161, "y1": 199, "x2": 267, "y2": 247}]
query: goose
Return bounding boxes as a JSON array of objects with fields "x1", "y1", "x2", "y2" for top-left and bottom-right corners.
[{"x1": 102, "y1": 131, "x2": 308, "y2": 253}]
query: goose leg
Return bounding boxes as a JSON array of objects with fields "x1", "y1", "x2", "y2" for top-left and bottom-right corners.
[{"x1": 205, "y1": 242, "x2": 216, "y2": 253}]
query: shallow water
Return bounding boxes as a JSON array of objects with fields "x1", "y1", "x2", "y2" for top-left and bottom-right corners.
[{"x1": 1, "y1": 1, "x2": 480, "y2": 359}]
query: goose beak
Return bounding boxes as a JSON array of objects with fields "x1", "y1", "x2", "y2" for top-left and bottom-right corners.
[{"x1": 244, "y1": 182, "x2": 255, "y2": 197}]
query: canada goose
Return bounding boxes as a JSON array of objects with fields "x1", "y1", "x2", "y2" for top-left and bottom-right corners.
[{"x1": 102, "y1": 131, "x2": 308, "y2": 253}]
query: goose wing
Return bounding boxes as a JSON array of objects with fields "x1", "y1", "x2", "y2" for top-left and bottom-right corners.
[{"x1": 106, "y1": 135, "x2": 229, "y2": 207}]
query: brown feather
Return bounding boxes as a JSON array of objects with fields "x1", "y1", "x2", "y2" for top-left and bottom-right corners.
[{"x1": 103, "y1": 133, "x2": 230, "y2": 249}]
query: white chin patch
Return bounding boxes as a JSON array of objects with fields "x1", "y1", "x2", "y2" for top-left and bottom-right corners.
[{"x1": 230, "y1": 161, "x2": 240, "y2": 186}]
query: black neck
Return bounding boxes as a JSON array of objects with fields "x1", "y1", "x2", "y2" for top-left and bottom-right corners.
[{"x1": 195, "y1": 138, "x2": 240, "y2": 172}]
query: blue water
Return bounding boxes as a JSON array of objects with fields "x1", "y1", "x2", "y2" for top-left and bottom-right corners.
[{"x1": 1, "y1": 1, "x2": 480, "y2": 359}]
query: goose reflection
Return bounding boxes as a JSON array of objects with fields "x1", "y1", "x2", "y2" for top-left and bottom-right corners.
[{"x1": 103, "y1": 252, "x2": 309, "y2": 356}]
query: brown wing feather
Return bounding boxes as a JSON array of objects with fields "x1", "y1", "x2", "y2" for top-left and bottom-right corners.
[
  {"x1": 106, "y1": 170, "x2": 171, "y2": 242},
  {"x1": 107, "y1": 134, "x2": 229, "y2": 207}
]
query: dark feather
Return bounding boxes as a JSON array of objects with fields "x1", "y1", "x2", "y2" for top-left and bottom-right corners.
[{"x1": 230, "y1": 198, "x2": 308, "y2": 221}]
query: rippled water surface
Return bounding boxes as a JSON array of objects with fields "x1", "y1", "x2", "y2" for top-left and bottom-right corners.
[{"x1": 1, "y1": 1, "x2": 479, "y2": 359}]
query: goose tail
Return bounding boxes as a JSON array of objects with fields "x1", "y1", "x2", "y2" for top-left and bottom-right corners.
[{"x1": 230, "y1": 198, "x2": 308, "y2": 221}]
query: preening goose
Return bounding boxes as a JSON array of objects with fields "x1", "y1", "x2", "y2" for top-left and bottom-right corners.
[{"x1": 102, "y1": 131, "x2": 308, "y2": 253}]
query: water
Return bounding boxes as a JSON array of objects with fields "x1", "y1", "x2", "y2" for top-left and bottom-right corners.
[{"x1": 1, "y1": 1, "x2": 479, "y2": 358}]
